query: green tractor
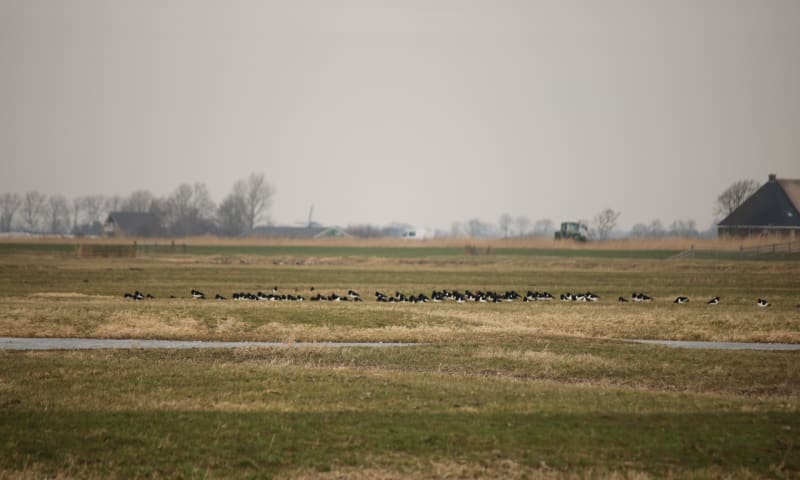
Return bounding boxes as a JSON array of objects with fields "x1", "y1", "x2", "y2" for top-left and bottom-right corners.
[{"x1": 554, "y1": 222, "x2": 589, "y2": 242}]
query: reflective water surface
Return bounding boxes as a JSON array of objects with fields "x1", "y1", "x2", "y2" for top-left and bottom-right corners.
[
  {"x1": 0, "y1": 337, "x2": 417, "y2": 350},
  {"x1": 630, "y1": 339, "x2": 800, "y2": 351}
]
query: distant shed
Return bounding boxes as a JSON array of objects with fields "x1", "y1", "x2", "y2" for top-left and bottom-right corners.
[
  {"x1": 718, "y1": 174, "x2": 800, "y2": 239},
  {"x1": 248, "y1": 226, "x2": 349, "y2": 239},
  {"x1": 104, "y1": 212, "x2": 163, "y2": 238}
]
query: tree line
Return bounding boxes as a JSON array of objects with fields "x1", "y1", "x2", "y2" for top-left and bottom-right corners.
[
  {"x1": 0, "y1": 178, "x2": 757, "y2": 239},
  {"x1": 393, "y1": 179, "x2": 756, "y2": 240},
  {"x1": 0, "y1": 173, "x2": 273, "y2": 237},
  {"x1": 443, "y1": 211, "x2": 715, "y2": 240}
]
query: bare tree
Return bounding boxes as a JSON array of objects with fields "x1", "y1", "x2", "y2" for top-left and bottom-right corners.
[
  {"x1": 233, "y1": 173, "x2": 274, "y2": 231},
  {"x1": 714, "y1": 179, "x2": 759, "y2": 218},
  {"x1": 168, "y1": 184, "x2": 214, "y2": 220},
  {"x1": 165, "y1": 183, "x2": 216, "y2": 236},
  {"x1": 532, "y1": 218, "x2": 554, "y2": 237},
  {"x1": 148, "y1": 197, "x2": 168, "y2": 225},
  {"x1": 70, "y1": 197, "x2": 83, "y2": 233},
  {"x1": 81, "y1": 195, "x2": 107, "y2": 225},
  {"x1": 669, "y1": 219, "x2": 698, "y2": 237},
  {"x1": 105, "y1": 195, "x2": 124, "y2": 214},
  {"x1": 648, "y1": 219, "x2": 666, "y2": 237},
  {"x1": 47, "y1": 195, "x2": 70, "y2": 234},
  {"x1": 498, "y1": 213, "x2": 513, "y2": 238},
  {"x1": 0, "y1": 193, "x2": 22, "y2": 232},
  {"x1": 20, "y1": 191, "x2": 47, "y2": 233},
  {"x1": 514, "y1": 215, "x2": 531, "y2": 237},
  {"x1": 216, "y1": 193, "x2": 248, "y2": 237},
  {"x1": 124, "y1": 190, "x2": 155, "y2": 212},
  {"x1": 592, "y1": 208, "x2": 620, "y2": 240},
  {"x1": 450, "y1": 221, "x2": 465, "y2": 237},
  {"x1": 629, "y1": 223, "x2": 649, "y2": 238},
  {"x1": 467, "y1": 219, "x2": 491, "y2": 238}
]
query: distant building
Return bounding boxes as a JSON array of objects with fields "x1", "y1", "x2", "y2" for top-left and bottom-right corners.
[
  {"x1": 248, "y1": 226, "x2": 349, "y2": 239},
  {"x1": 104, "y1": 212, "x2": 163, "y2": 238},
  {"x1": 717, "y1": 174, "x2": 800, "y2": 239}
]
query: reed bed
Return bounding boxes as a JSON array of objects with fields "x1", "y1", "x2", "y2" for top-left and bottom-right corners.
[{"x1": 0, "y1": 234, "x2": 781, "y2": 251}]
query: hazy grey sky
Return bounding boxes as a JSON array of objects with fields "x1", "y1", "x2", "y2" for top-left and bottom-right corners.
[{"x1": 2, "y1": 0, "x2": 799, "y2": 231}]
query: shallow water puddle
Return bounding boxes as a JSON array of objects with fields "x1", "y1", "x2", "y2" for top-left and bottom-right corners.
[
  {"x1": 630, "y1": 339, "x2": 800, "y2": 351},
  {"x1": 0, "y1": 337, "x2": 417, "y2": 350}
]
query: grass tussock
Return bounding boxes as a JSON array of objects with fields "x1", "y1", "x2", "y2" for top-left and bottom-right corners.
[{"x1": 93, "y1": 311, "x2": 206, "y2": 339}]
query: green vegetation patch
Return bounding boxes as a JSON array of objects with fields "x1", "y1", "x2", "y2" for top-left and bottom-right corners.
[
  {"x1": 1, "y1": 248, "x2": 799, "y2": 478},
  {"x1": 1, "y1": 349, "x2": 797, "y2": 479}
]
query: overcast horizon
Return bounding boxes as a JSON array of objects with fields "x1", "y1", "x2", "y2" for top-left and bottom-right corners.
[{"x1": 2, "y1": 0, "x2": 799, "y2": 232}]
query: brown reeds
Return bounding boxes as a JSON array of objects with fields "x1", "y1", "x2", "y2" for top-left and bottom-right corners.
[{"x1": 0, "y1": 234, "x2": 780, "y2": 251}]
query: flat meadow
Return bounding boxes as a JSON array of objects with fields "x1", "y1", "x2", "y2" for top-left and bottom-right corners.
[{"x1": 0, "y1": 238, "x2": 798, "y2": 479}]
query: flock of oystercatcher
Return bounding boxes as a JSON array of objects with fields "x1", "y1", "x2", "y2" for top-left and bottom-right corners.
[
  {"x1": 123, "y1": 290, "x2": 154, "y2": 301},
  {"x1": 122, "y1": 288, "x2": 774, "y2": 307}
]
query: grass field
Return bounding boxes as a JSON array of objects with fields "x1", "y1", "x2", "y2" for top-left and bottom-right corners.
[{"x1": 0, "y1": 241, "x2": 798, "y2": 478}]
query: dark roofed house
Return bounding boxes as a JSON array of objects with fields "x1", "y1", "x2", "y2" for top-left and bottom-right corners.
[
  {"x1": 248, "y1": 226, "x2": 349, "y2": 239},
  {"x1": 718, "y1": 174, "x2": 800, "y2": 240},
  {"x1": 104, "y1": 212, "x2": 163, "y2": 238}
]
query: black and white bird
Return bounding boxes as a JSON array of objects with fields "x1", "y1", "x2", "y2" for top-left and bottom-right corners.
[
  {"x1": 215, "y1": 294, "x2": 226, "y2": 300},
  {"x1": 707, "y1": 296, "x2": 720, "y2": 305},
  {"x1": 618, "y1": 296, "x2": 629, "y2": 303},
  {"x1": 632, "y1": 292, "x2": 653, "y2": 302},
  {"x1": 191, "y1": 289, "x2": 205, "y2": 299},
  {"x1": 124, "y1": 291, "x2": 145, "y2": 300},
  {"x1": 674, "y1": 296, "x2": 690, "y2": 304},
  {"x1": 757, "y1": 298, "x2": 771, "y2": 307}
]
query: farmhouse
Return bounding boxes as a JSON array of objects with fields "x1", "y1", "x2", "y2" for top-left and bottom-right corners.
[
  {"x1": 248, "y1": 226, "x2": 349, "y2": 239},
  {"x1": 104, "y1": 212, "x2": 163, "y2": 238},
  {"x1": 717, "y1": 174, "x2": 800, "y2": 239}
]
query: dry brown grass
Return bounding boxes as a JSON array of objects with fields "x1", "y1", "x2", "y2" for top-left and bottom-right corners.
[
  {"x1": 2, "y1": 294, "x2": 799, "y2": 344},
  {"x1": 0, "y1": 461, "x2": 768, "y2": 480},
  {"x1": 476, "y1": 347, "x2": 618, "y2": 371},
  {"x1": 92, "y1": 311, "x2": 206, "y2": 339},
  {"x1": 281, "y1": 457, "x2": 767, "y2": 480},
  {"x1": 0, "y1": 451, "x2": 769, "y2": 480},
  {"x1": 0, "y1": 465, "x2": 108, "y2": 480},
  {"x1": 0, "y1": 235, "x2": 781, "y2": 251}
]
